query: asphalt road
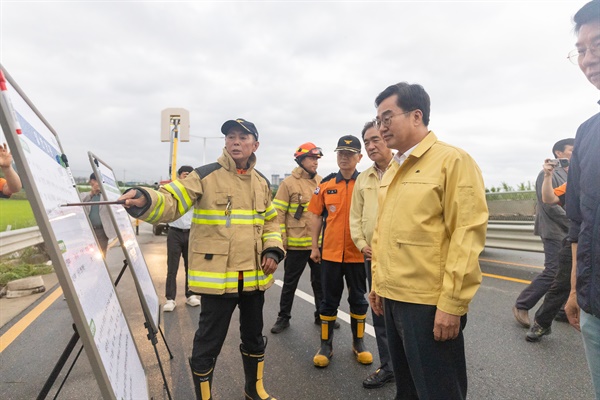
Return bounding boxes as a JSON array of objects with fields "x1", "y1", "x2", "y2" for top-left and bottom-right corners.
[{"x1": 0, "y1": 223, "x2": 595, "y2": 400}]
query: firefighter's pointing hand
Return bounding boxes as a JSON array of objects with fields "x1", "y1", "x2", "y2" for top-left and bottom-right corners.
[{"x1": 119, "y1": 189, "x2": 147, "y2": 208}]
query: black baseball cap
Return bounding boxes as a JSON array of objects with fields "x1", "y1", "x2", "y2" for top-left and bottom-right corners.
[
  {"x1": 177, "y1": 165, "x2": 194, "y2": 175},
  {"x1": 89, "y1": 173, "x2": 97, "y2": 181},
  {"x1": 221, "y1": 118, "x2": 259, "y2": 140},
  {"x1": 334, "y1": 135, "x2": 361, "y2": 153}
]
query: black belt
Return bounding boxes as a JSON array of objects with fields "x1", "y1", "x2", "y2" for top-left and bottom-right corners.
[{"x1": 170, "y1": 226, "x2": 190, "y2": 233}]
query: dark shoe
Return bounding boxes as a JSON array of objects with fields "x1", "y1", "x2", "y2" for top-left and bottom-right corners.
[
  {"x1": 270, "y1": 317, "x2": 290, "y2": 334},
  {"x1": 513, "y1": 306, "x2": 530, "y2": 328},
  {"x1": 314, "y1": 316, "x2": 340, "y2": 329},
  {"x1": 363, "y1": 368, "x2": 394, "y2": 389},
  {"x1": 554, "y1": 309, "x2": 569, "y2": 323},
  {"x1": 526, "y1": 322, "x2": 551, "y2": 342}
]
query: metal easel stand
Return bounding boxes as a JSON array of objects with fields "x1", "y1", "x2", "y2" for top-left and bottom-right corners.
[{"x1": 37, "y1": 259, "x2": 173, "y2": 399}]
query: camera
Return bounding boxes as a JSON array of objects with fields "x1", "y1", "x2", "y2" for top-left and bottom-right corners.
[{"x1": 548, "y1": 158, "x2": 569, "y2": 168}]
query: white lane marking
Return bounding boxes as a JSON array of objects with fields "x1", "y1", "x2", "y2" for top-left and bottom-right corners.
[{"x1": 274, "y1": 279, "x2": 376, "y2": 337}]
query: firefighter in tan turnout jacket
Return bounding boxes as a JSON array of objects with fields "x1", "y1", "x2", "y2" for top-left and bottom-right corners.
[
  {"x1": 270, "y1": 143, "x2": 339, "y2": 334},
  {"x1": 121, "y1": 118, "x2": 284, "y2": 400}
]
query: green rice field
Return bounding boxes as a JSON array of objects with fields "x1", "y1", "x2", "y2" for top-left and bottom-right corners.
[{"x1": 0, "y1": 199, "x2": 37, "y2": 231}]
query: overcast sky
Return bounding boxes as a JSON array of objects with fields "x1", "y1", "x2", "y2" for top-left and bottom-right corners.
[{"x1": 1, "y1": 0, "x2": 598, "y2": 188}]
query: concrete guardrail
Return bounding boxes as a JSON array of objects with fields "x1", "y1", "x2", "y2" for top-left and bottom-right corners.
[{"x1": 1, "y1": 221, "x2": 543, "y2": 257}]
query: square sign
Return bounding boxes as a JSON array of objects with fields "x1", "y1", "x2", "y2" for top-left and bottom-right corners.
[{"x1": 160, "y1": 108, "x2": 189, "y2": 142}]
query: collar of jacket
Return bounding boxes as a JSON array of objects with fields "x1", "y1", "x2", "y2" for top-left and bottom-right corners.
[
  {"x1": 292, "y1": 166, "x2": 315, "y2": 179},
  {"x1": 368, "y1": 156, "x2": 395, "y2": 177},
  {"x1": 335, "y1": 169, "x2": 359, "y2": 183},
  {"x1": 408, "y1": 131, "x2": 438, "y2": 160},
  {"x1": 218, "y1": 147, "x2": 257, "y2": 173}
]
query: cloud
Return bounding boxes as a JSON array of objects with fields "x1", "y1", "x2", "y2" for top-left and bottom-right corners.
[{"x1": 1, "y1": 0, "x2": 595, "y2": 188}]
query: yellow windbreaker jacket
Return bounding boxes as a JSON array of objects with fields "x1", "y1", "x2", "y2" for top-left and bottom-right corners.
[
  {"x1": 272, "y1": 166, "x2": 321, "y2": 250},
  {"x1": 349, "y1": 161, "x2": 392, "y2": 252},
  {"x1": 128, "y1": 149, "x2": 284, "y2": 295},
  {"x1": 371, "y1": 132, "x2": 488, "y2": 316}
]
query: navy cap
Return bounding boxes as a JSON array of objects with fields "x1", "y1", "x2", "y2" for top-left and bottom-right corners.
[
  {"x1": 334, "y1": 135, "x2": 361, "y2": 153},
  {"x1": 221, "y1": 118, "x2": 259, "y2": 140}
]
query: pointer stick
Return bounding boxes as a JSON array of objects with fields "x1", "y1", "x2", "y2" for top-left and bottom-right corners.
[{"x1": 61, "y1": 200, "x2": 126, "y2": 207}]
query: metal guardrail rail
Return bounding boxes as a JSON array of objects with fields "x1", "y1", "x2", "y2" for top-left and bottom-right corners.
[
  {"x1": 1, "y1": 221, "x2": 543, "y2": 257},
  {"x1": 0, "y1": 226, "x2": 44, "y2": 257},
  {"x1": 484, "y1": 221, "x2": 543, "y2": 253}
]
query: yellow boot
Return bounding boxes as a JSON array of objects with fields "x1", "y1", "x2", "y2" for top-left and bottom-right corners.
[
  {"x1": 189, "y1": 357, "x2": 214, "y2": 400},
  {"x1": 313, "y1": 315, "x2": 336, "y2": 367},
  {"x1": 240, "y1": 343, "x2": 276, "y2": 400},
  {"x1": 351, "y1": 313, "x2": 373, "y2": 365}
]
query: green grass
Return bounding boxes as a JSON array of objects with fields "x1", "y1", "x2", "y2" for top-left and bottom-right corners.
[
  {"x1": 0, "y1": 263, "x2": 54, "y2": 286},
  {"x1": 0, "y1": 246, "x2": 53, "y2": 287},
  {"x1": 0, "y1": 199, "x2": 37, "y2": 231}
]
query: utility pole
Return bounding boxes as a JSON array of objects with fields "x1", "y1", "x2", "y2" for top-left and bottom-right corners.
[{"x1": 190, "y1": 135, "x2": 221, "y2": 165}]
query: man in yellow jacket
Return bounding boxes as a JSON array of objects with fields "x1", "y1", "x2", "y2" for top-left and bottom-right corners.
[
  {"x1": 271, "y1": 142, "x2": 330, "y2": 334},
  {"x1": 370, "y1": 83, "x2": 488, "y2": 400},
  {"x1": 121, "y1": 118, "x2": 284, "y2": 400},
  {"x1": 350, "y1": 121, "x2": 395, "y2": 389}
]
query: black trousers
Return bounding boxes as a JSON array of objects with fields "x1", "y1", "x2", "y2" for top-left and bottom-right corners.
[
  {"x1": 515, "y1": 237, "x2": 562, "y2": 310},
  {"x1": 165, "y1": 228, "x2": 191, "y2": 300},
  {"x1": 366, "y1": 259, "x2": 392, "y2": 372},
  {"x1": 319, "y1": 260, "x2": 368, "y2": 316},
  {"x1": 93, "y1": 226, "x2": 108, "y2": 255},
  {"x1": 534, "y1": 239, "x2": 573, "y2": 328},
  {"x1": 190, "y1": 286, "x2": 265, "y2": 372},
  {"x1": 277, "y1": 249, "x2": 323, "y2": 320},
  {"x1": 384, "y1": 299, "x2": 467, "y2": 400}
]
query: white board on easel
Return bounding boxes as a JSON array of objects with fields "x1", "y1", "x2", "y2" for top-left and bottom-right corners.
[
  {"x1": 88, "y1": 152, "x2": 160, "y2": 332},
  {"x1": 0, "y1": 65, "x2": 149, "y2": 400}
]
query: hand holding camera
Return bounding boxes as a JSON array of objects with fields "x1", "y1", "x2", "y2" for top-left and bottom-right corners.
[
  {"x1": 543, "y1": 158, "x2": 569, "y2": 177},
  {"x1": 548, "y1": 158, "x2": 569, "y2": 168}
]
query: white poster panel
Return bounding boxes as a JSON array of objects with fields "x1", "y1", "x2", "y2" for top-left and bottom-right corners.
[
  {"x1": 0, "y1": 69, "x2": 148, "y2": 399},
  {"x1": 90, "y1": 153, "x2": 160, "y2": 331}
]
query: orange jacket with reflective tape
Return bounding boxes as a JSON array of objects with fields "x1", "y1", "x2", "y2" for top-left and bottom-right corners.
[{"x1": 308, "y1": 171, "x2": 363, "y2": 263}]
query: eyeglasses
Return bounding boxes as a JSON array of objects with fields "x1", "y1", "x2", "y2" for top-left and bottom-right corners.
[
  {"x1": 373, "y1": 110, "x2": 412, "y2": 130},
  {"x1": 567, "y1": 44, "x2": 600, "y2": 65}
]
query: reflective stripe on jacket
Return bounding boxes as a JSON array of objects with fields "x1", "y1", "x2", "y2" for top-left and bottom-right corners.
[
  {"x1": 272, "y1": 166, "x2": 321, "y2": 250},
  {"x1": 130, "y1": 149, "x2": 284, "y2": 295}
]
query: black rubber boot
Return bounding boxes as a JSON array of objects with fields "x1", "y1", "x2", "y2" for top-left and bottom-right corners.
[
  {"x1": 313, "y1": 315, "x2": 336, "y2": 367},
  {"x1": 240, "y1": 340, "x2": 275, "y2": 400},
  {"x1": 189, "y1": 357, "x2": 215, "y2": 400},
  {"x1": 351, "y1": 313, "x2": 373, "y2": 365}
]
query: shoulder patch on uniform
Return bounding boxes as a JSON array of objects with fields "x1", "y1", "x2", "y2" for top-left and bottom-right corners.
[
  {"x1": 321, "y1": 173, "x2": 336, "y2": 183},
  {"x1": 195, "y1": 163, "x2": 221, "y2": 179},
  {"x1": 254, "y1": 169, "x2": 271, "y2": 190},
  {"x1": 314, "y1": 186, "x2": 320, "y2": 195}
]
